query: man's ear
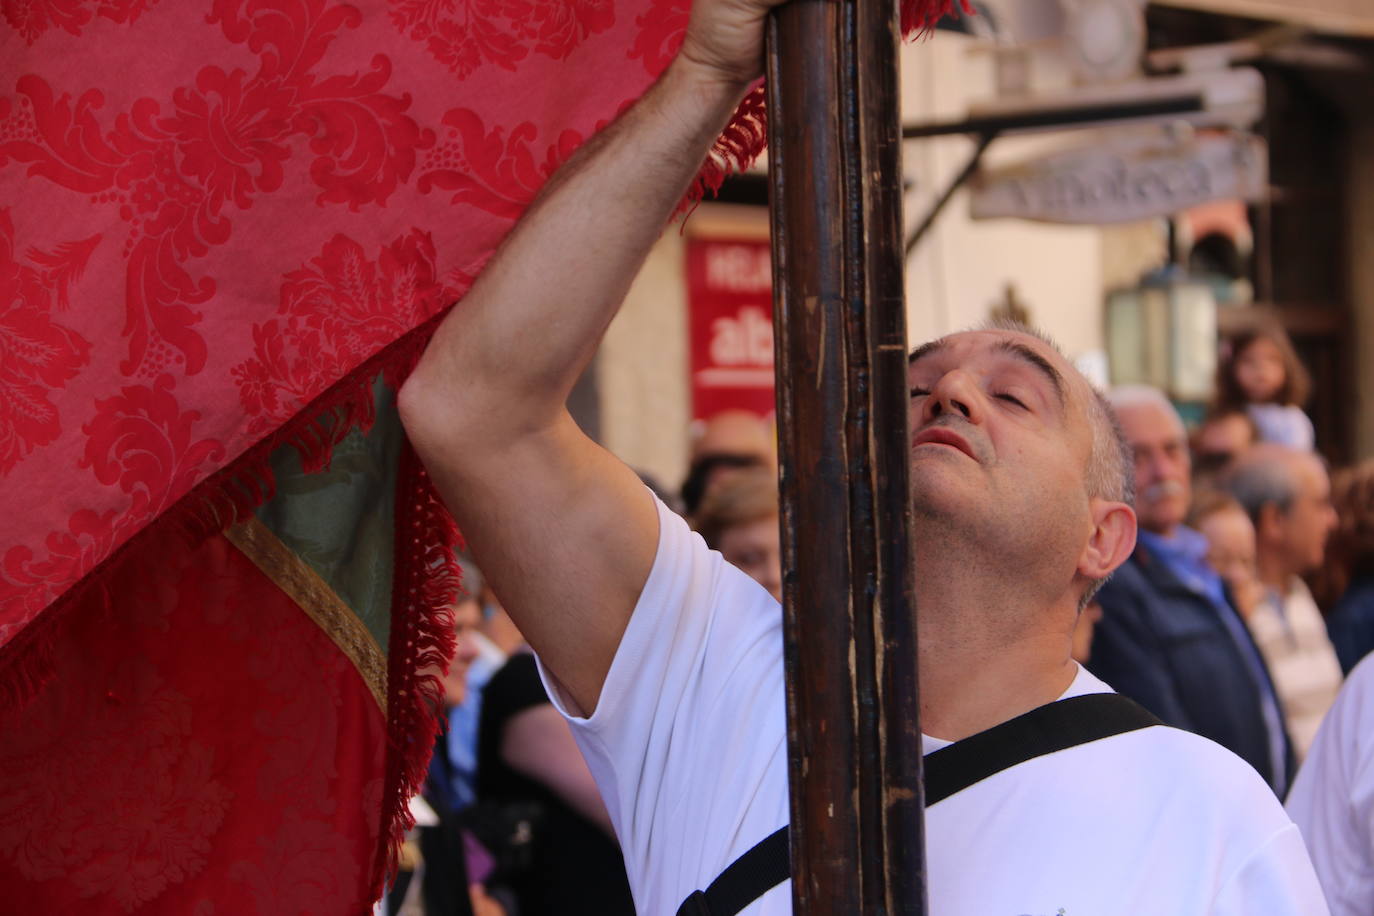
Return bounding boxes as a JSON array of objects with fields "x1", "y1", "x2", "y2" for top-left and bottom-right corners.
[
  {"x1": 1256, "y1": 502, "x2": 1284, "y2": 544},
  {"x1": 1079, "y1": 499, "x2": 1137, "y2": 581}
]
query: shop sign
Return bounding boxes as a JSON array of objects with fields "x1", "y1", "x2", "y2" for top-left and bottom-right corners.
[
  {"x1": 685, "y1": 237, "x2": 775, "y2": 421},
  {"x1": 970, "y1": 131, "x2": 1266, "y2": 225}
]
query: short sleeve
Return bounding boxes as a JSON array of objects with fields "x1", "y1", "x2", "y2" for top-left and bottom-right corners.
[
  {"x1": 536, "y1": 494, "x2": 791, "y2": 915},
  {"x1": 1209, "y1": 824, "x2": 1330, "y2": 915}
]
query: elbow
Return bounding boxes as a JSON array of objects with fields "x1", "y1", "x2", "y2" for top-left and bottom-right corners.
[{"x1": 398, "y1": 357, "x2": 462, "y2": 459}]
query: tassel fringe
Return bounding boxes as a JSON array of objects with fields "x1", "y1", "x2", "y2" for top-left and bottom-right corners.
[
  {"x1": 679, "y1": 0, "x2": 971, "y2": 213},
  {"x1": 369, "y1": 442, "x2": 463, "y2": 902}
]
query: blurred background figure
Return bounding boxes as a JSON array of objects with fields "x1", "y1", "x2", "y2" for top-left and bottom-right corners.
[
  {"x1": 1071, "y1": 600, "x2": 1103, "y2": 665},
  {"x1": 680, "y1": 410, "x2": 777, "y2": 517},
  {"x1": 1321, "y1": 461, "x2": 1374, "y2": 674},
  {"x1": 1189, "y1": 490, "x2": 1265, "y2": 620},
  {"x1": 431, "y1": 560, "x2": 509, "y2": 818},
  {"x1": 1225, "y1": 445, "x2": 1342, "y2": 759},
  {"x1": 1286, "y1": 653, "x2": 1374, "y2": 916},
  {"x1": 1214, "y1": 323, "x2": 1315, "y2": 452},
  {"x1": 1191, "y1": 408, "x2": 1258, "y2": 491},
  {"x1": 1090, "y1": 385, "x2": 1292, "y2": 794},
  {"x1": 477, "y1": 645, "x2": 634, "y2": 915},
  {"x1": 691, "y1": 464, "x2": 782, "y2": 602}
]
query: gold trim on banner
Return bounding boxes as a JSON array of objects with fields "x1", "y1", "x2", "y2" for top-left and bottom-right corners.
[{"x1": 226, "y1": 517, "x2": 388, "y2": 713}]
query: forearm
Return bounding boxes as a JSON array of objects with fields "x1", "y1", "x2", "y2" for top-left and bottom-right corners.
[
  {"x1": 403, "y1": 60, "x2": 753, "y2": 442},
  {"x1": 396, "y1": 0, "x2": 784, "y2": 714}
]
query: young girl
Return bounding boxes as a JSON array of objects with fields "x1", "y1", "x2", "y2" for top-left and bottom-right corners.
[{"x1": 1215, "y1": 323, "x2": 1315, "y2": 451}]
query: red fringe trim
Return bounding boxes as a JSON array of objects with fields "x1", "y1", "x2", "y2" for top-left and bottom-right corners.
[
  {"x1": 902, "y1": 0, "x2": 968, "y2": 38},
  {"x1": 679, "y1": 83, "x2": 768, "y2": 217},
  {"x1": 680, "y1": 0, "x2": 971, "y2": 213},
  {"x1": 369, "y1": 441, "x2": 462, "y2": 903}
]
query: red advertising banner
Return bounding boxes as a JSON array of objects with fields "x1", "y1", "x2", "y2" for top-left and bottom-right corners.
[{"x1": 685, "y1": 237, "x2": 776, "y2": 421}]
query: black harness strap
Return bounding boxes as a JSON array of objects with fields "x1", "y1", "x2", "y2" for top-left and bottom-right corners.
[{"x1": 675, "y1": 693, "x2": 1161, "y2": 916}]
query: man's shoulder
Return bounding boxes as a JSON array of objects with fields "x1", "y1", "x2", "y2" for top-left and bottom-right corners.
[{"x1": 1056, "y1": 723, "x2": 1284, "y2": 817}]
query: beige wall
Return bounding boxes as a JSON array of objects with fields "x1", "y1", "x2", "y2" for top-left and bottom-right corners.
[
  {"x1": 901, "y1": 34, "x2": 1107, "y2": 361},
  {"x1": 597, "y1": 221, "x2": 692, "y2": 491}
]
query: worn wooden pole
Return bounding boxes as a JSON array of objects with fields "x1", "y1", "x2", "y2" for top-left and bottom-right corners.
[{"x1": 765, "y1": 0, "x2": 925, "y2": 911}]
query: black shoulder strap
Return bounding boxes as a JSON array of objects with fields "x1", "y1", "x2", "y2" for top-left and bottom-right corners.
[
  {"x1": 923, "y1": 692, "x2": 1160, "y2": 805},
  {"x1": 675, "y1": 692, "x2": 1160, "y2": 916}
]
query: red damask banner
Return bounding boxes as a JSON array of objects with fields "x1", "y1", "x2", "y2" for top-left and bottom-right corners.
[
  {"x1": 2, "y1": 1, "x2": 704, "y2": 910},
  {"x1": 1, "y1": 0, "x2": 955, "y2": 910}
]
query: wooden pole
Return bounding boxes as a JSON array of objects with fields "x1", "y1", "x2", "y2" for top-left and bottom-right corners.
[{"x1": 765, "y1": 0, "x2": 925, "y2": 912}]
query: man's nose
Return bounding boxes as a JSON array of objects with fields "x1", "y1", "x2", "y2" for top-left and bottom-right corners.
[{"x1": 921, "y1": 371, "x2": 982, "y2": 426}]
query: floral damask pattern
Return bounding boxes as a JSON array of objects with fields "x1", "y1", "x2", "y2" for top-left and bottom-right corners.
[
  {"x1": 389, "y1": 0, "x2": 615, "y2": 79},
  {"x1": 0, "y1": 653, "x2": 232, "y2": 910},
  {"x1": 0, "y1": 529, "x2": 384, "y2": 911},
  {"x1": 417, "y1": 107, "x2": 593, "y2": 219},
  {"x1": 232, "y1": 230, "x2": 456, "y2": 437},
  {"x1": 0, "y1": 374, "x2": 223, "y2": 627},
  {"x1": 628, "y1": 0, "x2": 688, "y2": 75},
  {"x1": 0, "y1": 210, "x2": 94, "y2": 476},
  {"x1": 1, "y1": 0, "x2": 161, "y2": 44},
  {"x1": 0, "y1": 0, "x2": 434, "y2": 381}
]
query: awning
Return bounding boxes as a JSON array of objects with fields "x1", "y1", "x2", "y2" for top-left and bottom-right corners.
[{"x1": 1153, "y1": 0, "x2": 1374, "y2": 38}]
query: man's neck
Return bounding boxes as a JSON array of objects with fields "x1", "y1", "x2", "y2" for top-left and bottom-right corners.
[
  {"x1": 914, "y1": 574, "x2": 1078, "y2": 742},
  {"x1": 1257, "y1": 553, "x2": 1291, "y2": 594},
  {"x1": 1143, "y1": 522, "x2": 1178, "y2": 541}
]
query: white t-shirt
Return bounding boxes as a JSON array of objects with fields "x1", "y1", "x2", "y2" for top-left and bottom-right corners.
[
  {"x1": 1287, "y1": 653, "x2": 1374, "y2": 915},
  {"x1": 541, "y1": 497, "x2": 1328, "y2": 915}
]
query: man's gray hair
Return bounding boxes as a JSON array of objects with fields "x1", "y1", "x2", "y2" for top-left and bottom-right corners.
[
  {"x1": 1224, "y1": 445, "x2": 1301, "y2": 524},
  {"x1": 1106, "y1": 384, "x2": 1178, "y2": 420}
]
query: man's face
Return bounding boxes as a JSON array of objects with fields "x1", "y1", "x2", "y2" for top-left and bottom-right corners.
[
  {"x1": 442, "y1": 598, "x2": 484, "y2": 708},
  {"x1": 1116, "y1": 401, "x2": 1190, "y2": 535},
  {"x1": 1276, "y1": 456, "x2": 1337, "y2": 575},
  {"x1": 1198, "y1": 506, "x2": 1257, "y2": 591},
  {"x1": 718, "y1": 514, "x2": 782, "y2": 602},
  {"x1": 906, "y1": 330, "x2": 1094, "y2": 539}
]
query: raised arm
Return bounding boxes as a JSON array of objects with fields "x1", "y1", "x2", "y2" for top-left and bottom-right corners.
[{"x1": 398, "y1": 0, "x2": 783, "y2": 716}]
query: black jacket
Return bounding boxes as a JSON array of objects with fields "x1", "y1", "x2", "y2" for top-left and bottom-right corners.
[{"x1": 1088, "y1": 542, "x2": 1295, "y2": 795}]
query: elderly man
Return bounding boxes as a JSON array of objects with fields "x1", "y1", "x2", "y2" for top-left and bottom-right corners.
[
  {"x1": 1090, "y1": 386, "x2": 1294, "y2": 795},
  {"x1": 396, "y1": 0, "x2": 1325, "y2": 911},
  {"x1": 1226, "y1": 445, "x2": 1343, "y2": 758}
]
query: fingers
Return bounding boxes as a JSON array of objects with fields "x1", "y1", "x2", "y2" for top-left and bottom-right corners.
[{"x1": 677, "y1": 0, "x2": 792, "y2": 87}]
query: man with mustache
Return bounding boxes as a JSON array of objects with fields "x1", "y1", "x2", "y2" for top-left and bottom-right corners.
[
  {"x1": 1090, "y1": 385, "x2": 1295, "y2": 795},
  {"x1": 397, "y1": 0, "x2": 1325, "y2": 910}
]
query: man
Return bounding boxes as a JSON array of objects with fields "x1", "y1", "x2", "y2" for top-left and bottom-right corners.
[
  {"x1": 1225, "y1": 445, "x2": 1343, "y2": 758},
  {"x1": 1089, "y1": 386, "x2": 1294, "y2": 795},
  {"x1": 691, "y1": 464, "x2": 782, "y2": 601},
  {"x1": 396, "y1": 0, "x2": 1325, "y2": 910},
  {"x1": 1287, "y1": 652, "x2": 1374, "y2": 916},
  {"x1": 1192, "y1": 407, "x2": 1258, "y2": 490}
]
